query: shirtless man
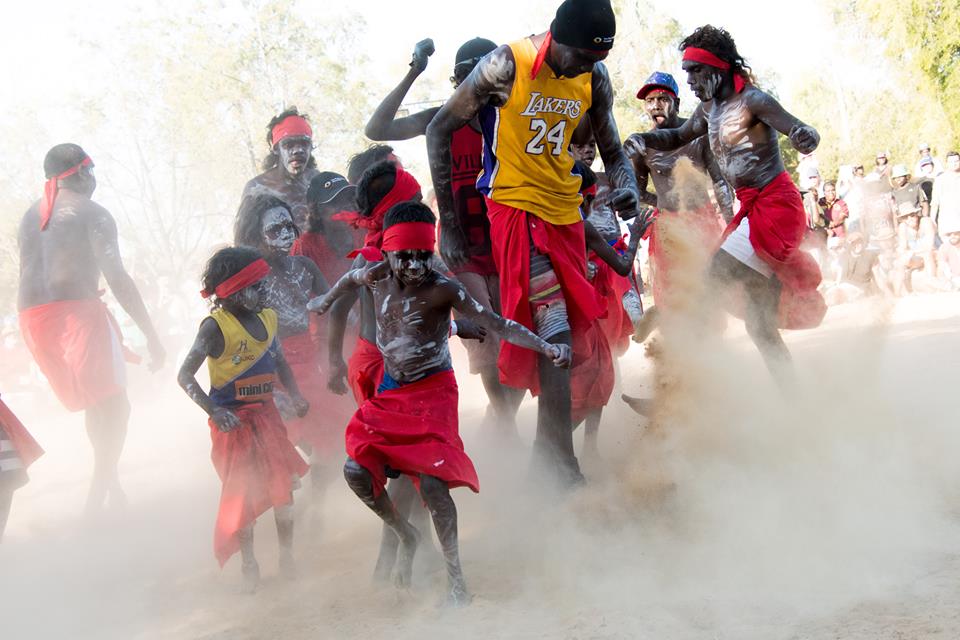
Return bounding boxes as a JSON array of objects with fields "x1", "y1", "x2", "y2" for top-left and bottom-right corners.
[
  {"x1": 241, "y1": 108, "x2": 319, "y2": 228},
  {"x1": 18, "y1": 143, "x2": 165, "y2": 514},
  {"x1": 308, "y1": 201, "x2": 570, "y2": 605},
  {"x1": 625, "y1": 71, "x2": 734, "y2": 350},
  {"x1": 625, "y1": 25, "x2": 824, "y2": 386},
  {"x1": 426, "y1": 0, "x2": 647, "y2": 487},
  {"x1": 234, "y1": 194, "x2": 331, "y2": 484},
  {"x1": 629, "y1": 71, "x2": 733, "y2": 220},
  {"x1": 365, "y1": 37, "x2": 525, "y2": 434}
]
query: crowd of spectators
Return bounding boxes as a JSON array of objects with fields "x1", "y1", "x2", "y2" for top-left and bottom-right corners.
[{"x1": 795, "y1": 145, "x2": 960, "y2": 305}]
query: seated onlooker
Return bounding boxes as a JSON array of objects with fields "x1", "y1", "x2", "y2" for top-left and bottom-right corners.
[
  {"x1": 823, "y1": 232, "x2": 884, "y2": 305},
  {"x1": 931, "y1": 151, "x2": 960, "y2": 243},
  {"x1": 894, "y1": 209, "x2": 938, "y2": 294}
]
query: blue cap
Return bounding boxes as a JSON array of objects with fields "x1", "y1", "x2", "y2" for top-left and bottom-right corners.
[{"x1": 637, "y1": 71, "x2": 679, "y2": 99}]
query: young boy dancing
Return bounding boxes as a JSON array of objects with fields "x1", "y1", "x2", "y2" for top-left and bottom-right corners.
[
  {"x1": 177, "y1": 247, "x2": 310, "y2": 592},
  {"x1": 308, "y1": 202, "x2": 570, "y2": 606}
]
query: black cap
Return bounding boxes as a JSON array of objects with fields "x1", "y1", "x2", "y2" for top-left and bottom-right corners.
[
  {"x1": 455, "y1": 37, "x2": 498, "y2": 65},
  {"x1": 307, "y1": 172, "x2": 356, "y2": 206},
  {"x1": 550, "y1": 0, "x2": 616, "y2": 51}
]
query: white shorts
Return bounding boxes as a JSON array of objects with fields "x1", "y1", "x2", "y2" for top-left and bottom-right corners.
[{"x1": 720, "y1": 218, "x2": 774, "y2": 278}]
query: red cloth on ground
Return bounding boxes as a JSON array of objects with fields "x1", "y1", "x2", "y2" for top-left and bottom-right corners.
[
  {"x1": 19, "y1": 298, "x2": 138, "y2": 412},
  {"x1": 345, "y1": 369, "x2": 478, "y2": 498},
  {"x1": 591, "y1": 259, "x2": 635, "y2": 357},
  {"x1": 279, "y1": 332, "x2": 345, "y2": 458},
  {"x1": 649, "y1": 206, "x2": 724, "y2": 309},
  {"x1": 486, "y1": 198, "x2": 604, "y2": 395},
  {"x1": 0, "y1": 398, "x2": 43, "y2": 469},
  {"x1": 570, "y1": 321, "x2": 615, "y2": 423},
  {"x1": 347, "y1": 337, "x2": 384, "y2": 405},
  {"x1": 722, "y1": 172, "x2": 827, "y2": 329},
  {"x1": 209, "y1": 401, "x2": 308, "y2": 567}
]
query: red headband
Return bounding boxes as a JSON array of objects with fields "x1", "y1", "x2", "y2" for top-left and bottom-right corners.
[
  {"x1": 271, "y1": 115, "x2": 313, "y2": 147},
  {"x1": 201, "y1": 258, "x2": 270, "y2": 299},
  {"x1": 381, "y1": 222, "x2": 436, "y2": 253},
  {"x1": 40, "y1": 156, "x2": 92, "y2": 230},
  {"x1": 682, "y1": 47, "x2": 747, "y2": 93},
  {"x1": 343, "y1": 167, "x2": 422, "y2": 258}
]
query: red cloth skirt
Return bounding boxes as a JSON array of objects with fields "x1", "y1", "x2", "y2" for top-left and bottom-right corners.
[
  {"x1": 570, "y1": 320, "x2": 615, "y2": 422},
  {"x1": 19, "y1": 298, "x2": 138, "y2": 412},
  {"x1": 279, "y1": 332, "x2": 348, "y2": 457},
  {"x1": 209, "y1": 402, "x2": 308, "y2": 567},
  {"x1": 347, "y1": 337, "x2": 384, "y2": 405},
  {"x1": 592, "y1": 259, "x2": 635, "y2": 357},
  {"x1": 0, "y1": 398, "x2": 44, "y2": 470},
  {"x1": 723, "y1": 172, "x2": 826, "y2": 329},
  {"x1": 486, "y1": 198, "x2": 604, "y2": 395},
  {"x1": 345, "y1": 370, "x2": 478, "y2": 498}
]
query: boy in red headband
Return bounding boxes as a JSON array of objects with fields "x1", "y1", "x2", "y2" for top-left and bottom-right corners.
[
  {"x1": 178, "y1": 246, "x2": 310, "y2": 592},
  {"x1": 426, "y1": 0, "x2": 650, "y2": 488},
  {"x1": 0, "y1": 396, "x2": 43, "y2": 541},
  {"x1": 234, "y1": 194, "x2": 332, "y2": 497},
  {"x1": 241, "y1": 107, "x2": 319, "y2": 228},
  {"x1": 18, "y1": 143, "x2": 165, "y2": 516},
  {"x1": 308, "y1": 201, "x2": 570, "y2": 606},
  {"x1": 365, "y1": 36, "x2": 527, "y2": 437},
  {"x1": 626, "y1": 25, "x2": 824, "y2": 388}
]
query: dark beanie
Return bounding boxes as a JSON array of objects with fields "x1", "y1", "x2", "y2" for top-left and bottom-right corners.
[
  {"x1": 456, "y1": 37, "x2": 498, "y2": 64},
  {"x1": 550, "y1": 0, "x2": 616, "y2": 51}
]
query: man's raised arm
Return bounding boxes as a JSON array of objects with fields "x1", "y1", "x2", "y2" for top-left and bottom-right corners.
[
  {"x1": 365, "y1": 39, "x2": 439, "y2": 141},
  {"x1": 744, "y1": 89, "x2": 819, "y2": 154},
  {"x1": 626, "y1": 105, "x2": 707, "y2": 156},
  {"x1": 426, "y1": 45, "x2": 514, "y2": 267}
]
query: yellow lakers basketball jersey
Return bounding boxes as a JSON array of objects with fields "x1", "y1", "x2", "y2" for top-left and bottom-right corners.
[
  {"x1": 476, "y1": 36, "x2": 593, "y2": 225},
  {"x1": 206, "y1": 307, "x2": 279, "y2": 408}
]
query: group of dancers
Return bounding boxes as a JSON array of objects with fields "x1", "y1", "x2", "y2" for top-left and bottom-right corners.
[{"x1": 7, "y1": 0, "x2": 824, "y2": 606}]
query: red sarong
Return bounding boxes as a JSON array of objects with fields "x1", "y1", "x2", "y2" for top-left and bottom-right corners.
[
  {"x1": 486, "y1": 198, "x2": 604, "y2": 395},
  {"x1": 345, "y1": 370, "x2": 478, "y2": 497},
  {"x1": 19, "y1": 298, "x2": 138, "y2": 412},
  {"x1": 209, "y1": 402, "x2": 308, "y2": 567},
  {"x1": 570, "y1": 321, "x2": 615, "y2": 423},
  {"x1": 348, "y1": 337, "x2": 384, "y2": 405},
  {"x1": 592, "y1": 259, "x2": 634, "y2": 357},
  {"x1": 0, "y1": 398, "x2": 43, "y2": 470},
  {"x1": 721, "y1": 172, "x2": 826, "y2": 329},
  {"x1": 649, "y1": 206, "x2": 724, "y2": 309},
  {"x1": 279, "y1": 332, "x2": 347, "y2": 458}
]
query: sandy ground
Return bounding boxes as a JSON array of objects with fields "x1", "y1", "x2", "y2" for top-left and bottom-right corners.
[{"x1": 2, "y1": 292, "x2": 960, "y2": 639}]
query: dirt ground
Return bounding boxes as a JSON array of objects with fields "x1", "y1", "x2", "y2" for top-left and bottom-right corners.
[{"x1": 2, "y1": 292, "x2": 959, "y2": 640}]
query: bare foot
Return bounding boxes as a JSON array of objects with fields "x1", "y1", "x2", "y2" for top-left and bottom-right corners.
[
  {"x1": 279, "y1": 549, "x2": 297, "y2": 581},
  {"x1": 241, "y1": 559, "x2": 260, "y2": 594},
  {"x1": 621, "y1": 394, "x2": 653, "y2": 416},
  {"x1": 446, "y1": 578, "x2": 472, "y2": 608},
  {"x1": 392, "y1": 525, "x2": 421, "y2": 589},
  {"x1": 373, "y1": 530, "x2": 399, "y2": 583}
]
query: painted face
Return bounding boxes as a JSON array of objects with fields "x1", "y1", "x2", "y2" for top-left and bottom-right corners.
[
  {"x1": 948, "y1": 155, "x2": 960, "y2": 172},
  {"x1": 643, "y1": 90, "x2": 677, "y2": 127},
  {"x1": 682, "y1": 60, "x2": 723, "y2": 101},
  {"x1": 570, "y1": 142, "x2": 597, "y2": 166},
  {"x1": 450, "y1": 58, "x2": 482, "y2": 88},
  {"x1": 261, "y1": 206, "x2": 297, "y2": 255},
  {"x1": 225, "y1": 281, "x2": 264, "y2": 314},
  {"x1": 387, "y1": 249, "x2": 432, "y2": 287},
  {"x1": 278, "y1": 136, "x2": 312, "y2": 176},
  {"x1": 549, "y1": 40, "x2": 608, "y2": 78},
  {"x1": 824, "y1": 184, "x2": 836, "y2": 202}
]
